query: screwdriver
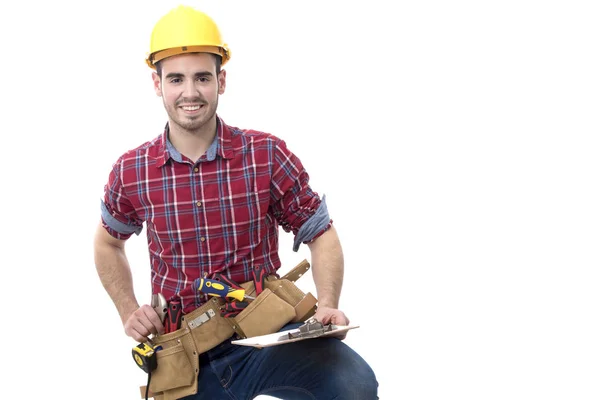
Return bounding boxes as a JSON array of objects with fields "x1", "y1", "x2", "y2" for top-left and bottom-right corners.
[{"x1": 193, "y1": 278, "x2": 255, "y2": 302}]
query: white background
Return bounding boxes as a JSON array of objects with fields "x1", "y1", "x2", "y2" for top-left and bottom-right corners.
[{"x1": 1, "y1": 1, "x2": 599, "y2": 399}]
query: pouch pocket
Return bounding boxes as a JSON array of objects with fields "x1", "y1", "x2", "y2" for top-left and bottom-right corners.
[
  {"x1": 265, "y1": 278, "x2": 305, "y2": 306},
  {"x1": 186, "y1": 298, "x2": 235, "y2": 354},
  {"x1": 265, "y1": 279, "x2": 317, "y2": 322},
  {"x1": 149, "y1": 334, "x2": 195, "y2": 394},
  {"x1": 233, "y1": 288, "x2": 296, "y2": 338}
]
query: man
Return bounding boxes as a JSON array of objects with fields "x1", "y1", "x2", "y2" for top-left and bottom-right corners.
[{"x1": 94, "y1": 5, "x2": 378, "y2": 399}]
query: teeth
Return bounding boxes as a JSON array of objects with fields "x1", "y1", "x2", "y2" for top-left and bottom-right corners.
[{"x1": 182, "y1": 105, "x2": 200, "y2": 111}]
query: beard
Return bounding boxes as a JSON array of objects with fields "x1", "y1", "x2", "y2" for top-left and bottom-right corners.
[{"x1": 165, "y1": 95, "x2": 219, "y2": 133}]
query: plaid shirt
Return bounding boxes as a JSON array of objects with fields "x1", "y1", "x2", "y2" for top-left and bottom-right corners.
[{"x1": 101, "y1": 116, "x2": 331, "y2": 312}]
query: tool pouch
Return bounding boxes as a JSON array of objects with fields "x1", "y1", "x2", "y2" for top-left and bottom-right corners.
[
  {"x1": 185, "y1": 297, "x2": 235, "y2": 354},
  {"x1": 146, "y1": 297, "x2": 233, "y2": 400},
  {"x1": 230, "y1": 287, "x2": 296, "y2": 338},
  {"x1": 228, "y1": 259, "x2": 318, "y2": 338},
  {"x1": 266, "y1": 277, "x2": 318, "y2": 322},
  {"x1": 140, "y1": 260, "x2": 317, "y2": 399},
  {"x1": 148, "y1": 328, "x2": 198, "y2": 400}
]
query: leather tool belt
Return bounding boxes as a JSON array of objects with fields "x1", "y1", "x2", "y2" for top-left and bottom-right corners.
[{"x1": 140, "y1": 259, "x2": 318, "y2": 400}]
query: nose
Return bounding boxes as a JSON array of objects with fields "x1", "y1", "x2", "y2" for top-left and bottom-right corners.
[{"x1": 182, "y1": 79, "x2": 198, "y2": 98}]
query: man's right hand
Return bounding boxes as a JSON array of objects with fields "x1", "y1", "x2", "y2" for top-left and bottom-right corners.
[{"x1": 124, "y1": 305, "x2": 165, "y2": 342}]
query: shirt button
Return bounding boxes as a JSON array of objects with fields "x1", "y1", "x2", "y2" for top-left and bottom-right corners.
[
  {"x1": 196, "y1": 201, "x2": 202, "y2": 207},
  {"x1": 200, "y1": 237, "x2": 206, "y2": 242},
  {"x1": 194, "y1": 167, "x2": 199, "y2": 172}
]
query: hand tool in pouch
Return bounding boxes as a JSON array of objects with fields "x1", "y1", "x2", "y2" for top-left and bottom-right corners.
[
  {"x1": 251, "y1": 264, "x2": 269, "y2": 295},
  {"x1": 212, "y1": 273, "x2": 250, "y2": 318},
  {"x1": 164, "y1": 300, "x2": 183, "y2": 333},
  {"x1": 192, "y1": 277, "x2": 255, "y2": 301}
]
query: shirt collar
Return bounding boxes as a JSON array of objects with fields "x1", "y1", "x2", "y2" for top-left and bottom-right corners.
[{"x1": 155, "y1": 115, "x2": 234, "y2": 167}]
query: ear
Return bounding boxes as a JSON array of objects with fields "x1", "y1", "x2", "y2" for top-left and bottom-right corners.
[
  {"x1": 218, "y1": 70, "x2": 227, "y2": 95},
  {"x1": 152, "y1": 72, "x2": 162, "y2": 97}
]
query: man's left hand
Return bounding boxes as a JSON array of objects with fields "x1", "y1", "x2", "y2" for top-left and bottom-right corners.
[{"x1": 313, "y1": 306, "x2": 350, "y2": 340}]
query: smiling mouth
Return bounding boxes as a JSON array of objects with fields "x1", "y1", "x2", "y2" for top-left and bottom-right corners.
[{"x1": 181, "y1": 105, "x2": 202, "y2": 111}]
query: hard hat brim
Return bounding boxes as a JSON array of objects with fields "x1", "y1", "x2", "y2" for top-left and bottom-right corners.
[{"x1": 146, "y1": 45, "x2": 230, "y2": 69}]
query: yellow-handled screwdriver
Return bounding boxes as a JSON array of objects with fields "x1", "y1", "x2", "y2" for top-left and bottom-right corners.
[{"x1": 193, "y1": 278, "x2": 255, "y2": 302}]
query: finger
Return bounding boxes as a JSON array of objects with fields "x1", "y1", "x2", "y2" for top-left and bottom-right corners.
[
  {"x1": 326, "y1": 326, "x2": 347, "y2": 340},
  {"x1": 132, "y1": 317, "x2": 155, "y2": 338},
  {"x1": 330, "y1": 323, "x2": 348, "y2": 340},
  {"x1": 135, "y1": 314, "x2": 158, "y2": 336},
  {"x1": 125, "y1": 324, "x2": 149, "y2": 343},
  {"x1": 141, "y1": 305, "x2": 165, "y2": 334},
  {"x1": 314, "y1": 310, "x2": 334, "y2": 325},
  {"x1": 127, "y1": 309, "x2": 158, "y2": 338},
  {"x1": 311, "y1": 311, "x2": 324, "y2": 324},
  {"x1": 124, "y1": 314, "x2": 150, "y2": 341},
  {"x1": 330, "y1": 313, "x2": 348, "y2": 326},
  {"x1": 132, "y1": 329, "x2": 150, "y2": 343}
]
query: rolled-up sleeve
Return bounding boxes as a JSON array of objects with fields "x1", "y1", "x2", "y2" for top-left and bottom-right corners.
[
  {"x1": 100, "y1": 161, "x2": 143, "y2": 240},
  {"x1": 270, "y1": 139, "x2": 333, "y2": 251}
]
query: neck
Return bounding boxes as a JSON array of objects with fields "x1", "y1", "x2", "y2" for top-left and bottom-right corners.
[{"x1": 168, "y1": 117, "x2": 217, "y2": 162}]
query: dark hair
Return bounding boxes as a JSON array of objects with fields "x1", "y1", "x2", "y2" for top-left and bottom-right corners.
[{"x1": 155, "y1": 53, "x2": 222, "y2": 78}]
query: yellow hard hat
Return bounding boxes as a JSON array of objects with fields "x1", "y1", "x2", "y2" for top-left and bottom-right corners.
[{"x1": 146, "y1": 5, "x2": 231, "y2": 69}]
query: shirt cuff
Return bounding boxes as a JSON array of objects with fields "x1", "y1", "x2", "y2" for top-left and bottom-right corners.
[
  {"x1": 292, "y1": 195, "x2": 331, "y2": 252},
  {"x1": 100, "y1": 200, "x2": 143, "y2": 236}
]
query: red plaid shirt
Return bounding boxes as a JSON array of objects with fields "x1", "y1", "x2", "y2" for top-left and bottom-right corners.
[{"x1": 101, "y1": 116, "x2": 331, "y2": 312}]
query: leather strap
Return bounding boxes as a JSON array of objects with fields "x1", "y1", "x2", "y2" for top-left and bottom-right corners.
[{"x1": 281, "y1": 259, "x2": 311, "y2": 282}]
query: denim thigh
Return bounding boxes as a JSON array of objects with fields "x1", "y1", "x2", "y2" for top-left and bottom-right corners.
[{"x1": 180, "y1": 323, "x2": 378, "y2": 400}]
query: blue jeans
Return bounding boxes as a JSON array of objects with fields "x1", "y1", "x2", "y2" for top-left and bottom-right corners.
[{"x1": 181, "y1": 323, "x2": 378, "y2": 400}]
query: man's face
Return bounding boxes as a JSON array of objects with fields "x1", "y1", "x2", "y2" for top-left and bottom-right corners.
[{"x1": 152, "y1": 53, "x2": 226, "y2": 133}]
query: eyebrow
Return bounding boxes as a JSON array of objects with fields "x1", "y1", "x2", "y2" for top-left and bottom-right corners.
[{"x1": 165, "y1": 71, "x2": 214, "y2": 79}]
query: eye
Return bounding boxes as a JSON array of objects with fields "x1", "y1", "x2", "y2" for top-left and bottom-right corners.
[
  {"x1": 197, "y1": 76, "x2": 210, "y2": 82},
  {"x1": 169, "y1": 78, "x2": 182, "y2": 84}
]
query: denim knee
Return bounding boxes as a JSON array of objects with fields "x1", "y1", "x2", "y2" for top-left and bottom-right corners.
[{"x1": 334, "y1": 361, "x2": 379, "y2": 400}]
